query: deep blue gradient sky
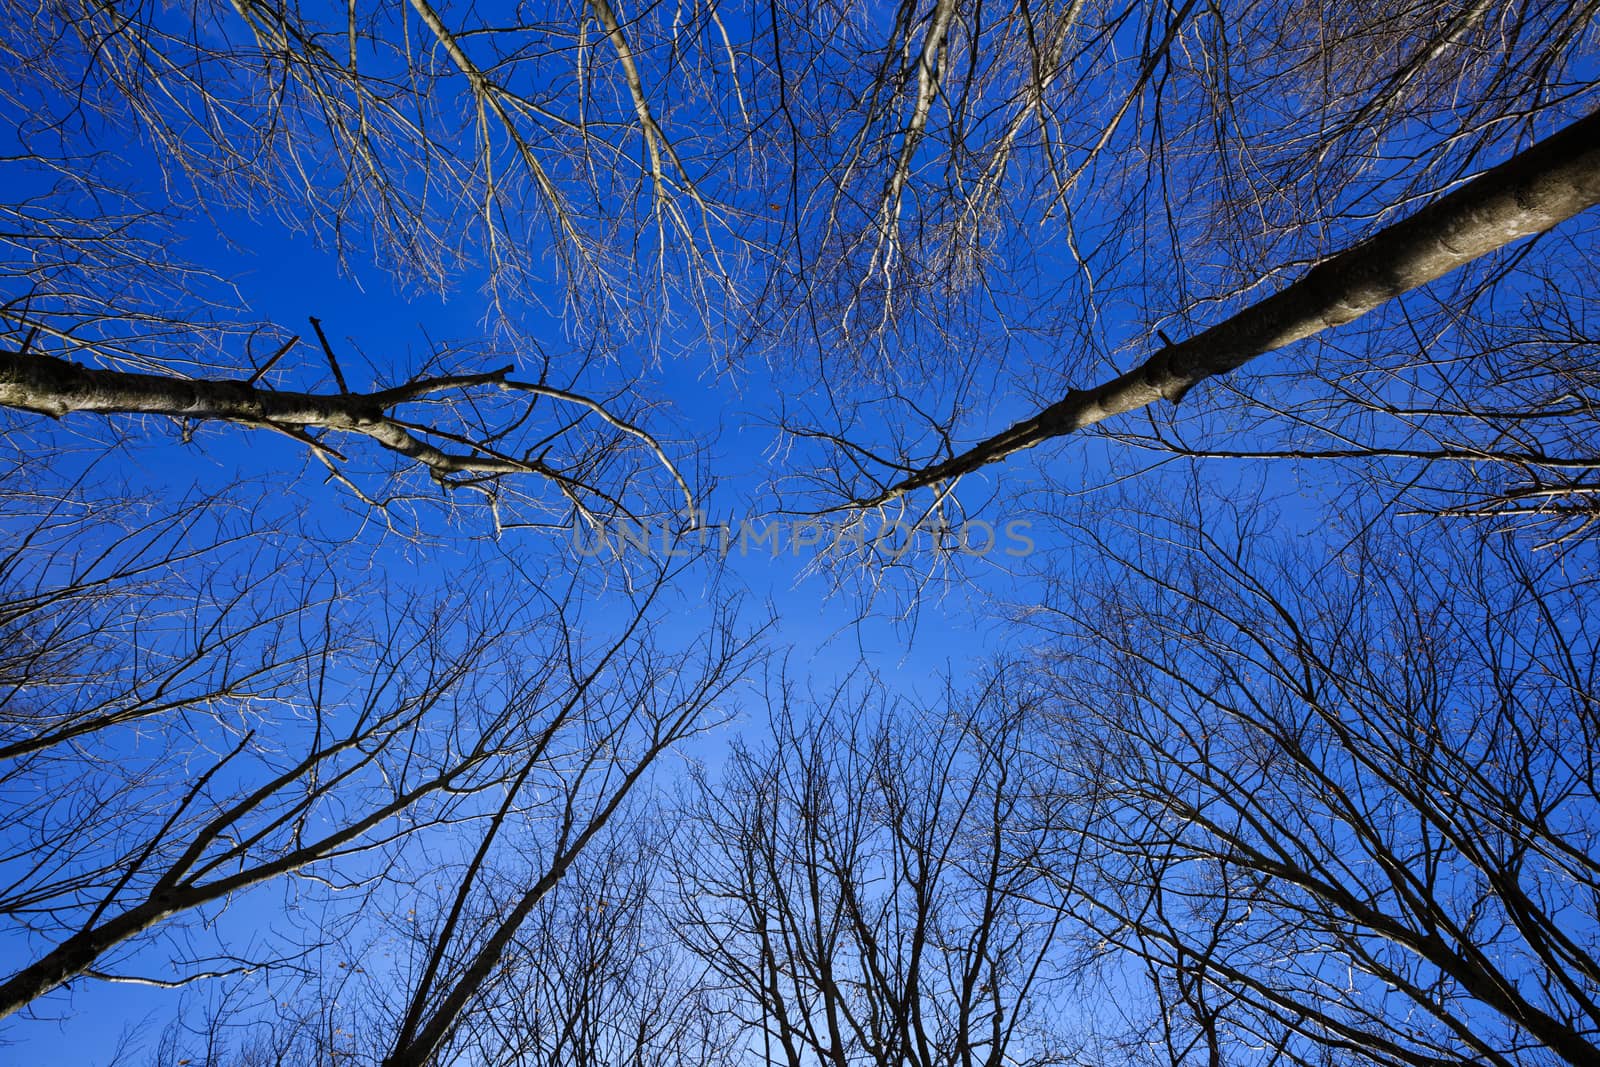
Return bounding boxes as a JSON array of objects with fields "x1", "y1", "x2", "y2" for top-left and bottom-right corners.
[
  {"x1": 2, "y1": 105, "x2": 1031, "y2": 1067},
  {"x1": 4, "y1": 2, "x2": 1598, "y2": 1061}
]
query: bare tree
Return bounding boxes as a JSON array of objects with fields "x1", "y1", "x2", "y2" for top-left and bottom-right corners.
[
  {"x1": 1, "y1": 0, "x2": 745, "y2": 534},
  {"x1": 1103, "y1": 240, "x2": 1600, "y2": 549},
  {"x1": 1025, "y1": 484, "x2": 1600, "y2": 1066},
  {"x1": 7, "y1": 1, "x2": 1600, "y2": 1063},
  {"x1": 149, "y1": 829, "x2": 744, "y2": 1067},
  {"x1": 0, "y1": 336, "x2": 691, "y2": 530},
  {"x1": 0, "y1": 485, "x2": 758, "y2": 1029},
  {"x1": 5, "y1": 0, "x2": 743, "y2": 331},
  {"x1": 0, "y1": 461, "x2": 305, "y2": 762},
  {"x1": 676, "y1": 669, "x2": 1078, "y2": 1067},
  {"x1": 829, "y1": 106, "x2": 1600, "y2": 509},
  {"x1": 386, "y1": 823, "x2": 740, "y2": 1067},
  {"x1": 752, "y1": 1, "x2": 1600, "y2": 569},
  {"x1": 1, "y1": 3, "x2": 759, "y2": 1052},
  {"x1": 9, "y1": 0, "x2": 1598, "y2": 538},
  {"x1": 367, "y1": 586, "x2": 758, "y2": 1067}
]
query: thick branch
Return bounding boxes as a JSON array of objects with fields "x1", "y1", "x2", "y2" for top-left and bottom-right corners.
[
  {"x1": 0, "y1": 350, "x2": 518, "y2": 467},
  {"x1": 0, "y1": 350, "x2": 688, "y2": 507},
  {"x1": 864, "y1": 107, "x2": 1600, "y2": 505}
]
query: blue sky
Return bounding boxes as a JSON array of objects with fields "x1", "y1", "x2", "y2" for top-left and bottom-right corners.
[
  {"x1": 1, "y1": 104, "x2": 1025, "y2": 1065},
  {"x1": 5, "y1": 2, "x2": 1598, "y2": 1061}
]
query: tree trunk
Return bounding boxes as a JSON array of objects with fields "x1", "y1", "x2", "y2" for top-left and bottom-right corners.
[{"x1": 868, "y1": 107, "x2": 1600, "y2": 504}]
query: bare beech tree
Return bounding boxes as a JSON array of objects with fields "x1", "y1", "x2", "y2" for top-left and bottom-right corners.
[
  {"x1": 364, "y1": 588, "x2": 758, "y2": 1067},
  {"x1": 6, "y1": 0, "x2": 1600, "y2": 1062},
  {"x1": 6, "y1": 0, "x2": 743, "y2": 329},
  {"x1": 0, "y1": 464, "x2": 302, "y2": 762},
  {"x1": 0, "y1": 470, "x2": 758, "y2": 1030},
  {"x1": 150, "y1": 830, "x2": 743, "y2": 1067},
  {"x1": 0, "y1": 338, "x2": 692, "y2": 530},
  {"x1": 1024, "y1": 485, "x2": 1600, "y2": 1066},
  {"x1": 1106, "y1": 242, "x2": 1600, "y2": 548},
  {"x1": 2, "y1": 1, "x2": 757, "y2": 1053},
  {"x1": 760, "y1": 0, "x2": 1600, "y2": 564},
  {"x1": 8, "y1": 0, "x2": 1599, "y2": 538},
  {"x1": 2, "y1": 0, "x2": 739, "y2": 533},
  {"x1": 412, "y1": 831, "x2": 741, "y2": 1067},
  {"x1": 823, "y1": 106, "x2": 1600, "y2": 509},
  {"x1": 676, "y1": 671, "x2": 1078, "y2": 1067}
]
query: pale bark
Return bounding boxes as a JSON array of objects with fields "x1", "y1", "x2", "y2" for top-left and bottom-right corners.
[
  {"x1": 860, "y1": 107, "x2": 1600, "y2": 506},
  {"x1": 0, "y1": 349, "x2": 687, "y2": 505},
  {"x1": 0, "y1": 350, "x2": 532, "y2": 472}
]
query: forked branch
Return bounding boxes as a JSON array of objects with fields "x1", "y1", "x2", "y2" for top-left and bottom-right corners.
[{"x1": 0, "y1": 348, "x2": 690, "y2": 511}]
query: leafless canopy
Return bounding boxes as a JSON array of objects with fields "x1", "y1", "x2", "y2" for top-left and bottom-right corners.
[{"x1": 3, "y1": 1, "x2": 1600, "y2": 1064}]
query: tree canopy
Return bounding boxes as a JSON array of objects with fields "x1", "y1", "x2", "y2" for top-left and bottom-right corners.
[{"x1": 2, "y1": 0, "x2": 1598, "y2": 1063}]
